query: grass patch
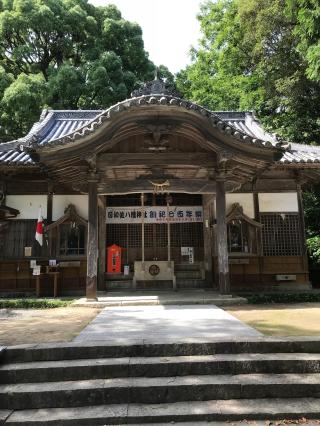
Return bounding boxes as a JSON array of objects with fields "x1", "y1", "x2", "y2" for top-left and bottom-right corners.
[
  {"x1": 0, "y1": 298, "x2": 74, "y2": 309},
  {"x1": 247, "y1": 293, "x2": 320, "y2": 304}
]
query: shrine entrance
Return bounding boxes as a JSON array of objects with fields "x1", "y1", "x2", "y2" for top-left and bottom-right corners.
[
  {"x1": 105, "y1": 192, "x2": 209, "y2": 290},
  {"x1": 30, "y1": 79, "x2": 283, "y2": 299}
]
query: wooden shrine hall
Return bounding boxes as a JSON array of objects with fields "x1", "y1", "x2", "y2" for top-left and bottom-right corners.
[{"x1": 1, "y1": 78, "x2": 320, "y2": 299}]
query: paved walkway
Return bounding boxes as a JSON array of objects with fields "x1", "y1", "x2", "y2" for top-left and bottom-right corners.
[{"x1": 74, "y1": 304, "x2": 261, "y2": 344}]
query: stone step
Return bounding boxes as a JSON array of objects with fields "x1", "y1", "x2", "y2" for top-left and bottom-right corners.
[
  {"x1": 177, "y1": 279, "x2": 209, "y2": 288},
  {"x1": 73, "y1": 294, "x2": 246, "y2": 307},
  {"x1": 2, "y1": 353, "x2": 320, "y2": 384},
  {"x1": 105, "y1": 281, "x2": 132, "y2": 290},
  {"x1": 4, "y1": 339, "x2": 320, "y2": 363},
  {"x1": 3, "y1": 398, "x2": 320, "y2": 425},
  {"x1": 175, "y1": 271, "x2": 203, "y2": 278},
  {"x1": 2, "y1": 373, "x2": 320, "y2": 409},
  {"x1": 175, "y1": 263, "x2": 202, "y2": 271}
]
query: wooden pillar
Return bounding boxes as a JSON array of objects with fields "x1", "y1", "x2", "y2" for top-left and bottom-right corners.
[
  {"x1": 166, "y1": 196, "x2": 171, "y2": 262},
  {"x1": 47, "y1": 181, "x2": 53, "y2": 224},
  {"x1": 202, "y1": 194, "x2": 214, "y2": 285},
  {"x1": 216, "y1": 177, "x2": 230, "y2": 294},
  {"x1": 253, "y1": 187, "x2": 263, "y2": 284},
  {"x1": 141, "y1": 193, "x2": 145, "y2": 264},
  {"x1": 296, "y1": 180, "x2": 309, "y2": 283},
  {"x1": 297, "y1": 182, "x2": 307, "y2": 256},
  {"x1": 98, "y1": 195, "x2": 106, "y2": 291},
  {"x1": 86, "y1": 179, "x2": 98, "y2": 300}
]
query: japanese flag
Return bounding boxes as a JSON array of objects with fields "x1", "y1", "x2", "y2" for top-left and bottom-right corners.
[{"x1": 35, "y1": 207, "x2": 43, "y2": 246}]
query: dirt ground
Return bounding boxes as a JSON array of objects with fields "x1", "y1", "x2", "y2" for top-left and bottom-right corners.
[
  {"x1": 227, "y1": 303, "x2": 320, "y2": 336},
  {"x1": 0, "y1": 307, "x2": 101, "y2": 346},
  {"x1": 2, "y1": 303, "x2": 320, "y2": 346}
]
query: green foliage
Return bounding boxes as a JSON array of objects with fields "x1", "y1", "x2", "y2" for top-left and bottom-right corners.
[
  {"x1": 177, "y1": 0, "x2": 320, "y2": 146},
  {"x1": 247, "y1": 293, "x2": 320, "y2": 304},
  {"x1": 291, "y1": 0, "x2": 320, "y2": 82},
  {"x1": 306, "y1": 236, "x2": 320, "y2": 265},
  {"x1": 0, "y1": 0, "x2": 170, "y2": 140},
  {"x1": 0, "y1": 298, "x2": 74, "y2": 309},
  {"x1": 303, "y1": 184, "x2": 320, "y2": 237}
]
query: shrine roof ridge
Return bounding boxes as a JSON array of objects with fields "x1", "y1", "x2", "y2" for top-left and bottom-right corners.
[{"x1": 2, "y1": 95, "x2": 287, "y2": 151}]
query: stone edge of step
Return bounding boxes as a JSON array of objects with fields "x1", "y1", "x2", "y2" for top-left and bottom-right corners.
[
  {"x1": 3, "y1": 398, "x2": 320, "y2": 425},
  {"x1": 2, "y1": 372, "x2": 320, "y2": 394},
  {"x1": 3, "y1": 338, "x2": 320, "y2": 363}
]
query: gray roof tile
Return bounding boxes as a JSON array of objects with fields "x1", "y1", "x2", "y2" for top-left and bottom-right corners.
[{"x1": 1, "y1": 107, "x2": 320, "y2": 167}]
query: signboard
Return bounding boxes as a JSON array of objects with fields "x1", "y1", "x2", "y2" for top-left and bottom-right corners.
[
  {"x1": 32, "y1": 265, "x2": 41, "y2": 276},
  {"x1": 24, "y1": 246, "x2": 32, "y2": 257},
  {"x1": 106, "y1": 206, "x2": 203, "y2": 224},
  {"x1": 181, "y1": 247, "x2": 194, "y2": 264}
]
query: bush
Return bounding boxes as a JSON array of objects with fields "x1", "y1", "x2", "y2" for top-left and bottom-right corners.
[
  {"x1": 0, "y1": 299, "x2": 73, "y2": 309},
  {"x1": 247, "y1": 293, "x2": 320, "y2": 304},
  {"x1": 307, "y1": 236, "x2": 320, "y2": 265}
]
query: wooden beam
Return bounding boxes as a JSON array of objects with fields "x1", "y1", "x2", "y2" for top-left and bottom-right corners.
[
  {"x1": 98, "y1": 152, "x2": 216, "y2": 168},
  {"x1": 97, "y1": 179, "x2": 217, "y2": 194},
  {"x1": 86, "y1": 179, "x2": 98, "y2": 300},
  {"x1": 98, "y1": 195, "x2": 106, "y2": 291},
  {"x1": 216, "y1": 176, "x2": 230, "y2": 294}
]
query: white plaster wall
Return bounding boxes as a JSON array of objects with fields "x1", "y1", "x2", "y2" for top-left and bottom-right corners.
[
  {"x1": 226, "y1": 193, "x2": 255, "y2": 218},
  {"x1": 53, "y1": 195, "x2": 88, "y2": 220},
  {"x1": 258, "y1": 192, "x2": 298, "y2": 212},
  {"x1": 6, "y1": 195, "x2": 47, "y2": 219}
]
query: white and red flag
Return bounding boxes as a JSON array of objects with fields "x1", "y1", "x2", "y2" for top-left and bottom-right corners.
[{"x1": 35, "y1": 207, "x2": 43, "y2": 246}]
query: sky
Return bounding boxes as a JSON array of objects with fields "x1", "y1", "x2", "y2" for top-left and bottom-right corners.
[{"x1": 90, "y1": 0, "x2": 203, "y2": 73}]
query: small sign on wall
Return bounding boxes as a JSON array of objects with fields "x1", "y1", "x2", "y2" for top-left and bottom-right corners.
[
  {"x1": 32, "y1": 265, "x2": 41, "y2": 276},
  {"x1": 181, "y1": 247, "x2": 194, "y2": 264},
  {"x1": 24, "y1": 247, "x2": 32, "y2": 257},
  {"x1": 30, "y1": 259, "x2": 37, "y2": 268}
]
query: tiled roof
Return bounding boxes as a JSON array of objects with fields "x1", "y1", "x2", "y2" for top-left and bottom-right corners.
[
  {"x1": 217, "y1": 111, "x2": 277, "y2": 143},
  {"x1": 35, "y1": 110, "x2": 101, "y2": 146},
  {"x1": 0, "y1": 149, "x2": 34, "y2": 165},
  {"x1": 1, "y1": 106, "x2": 319, "y2": 167},
  {"x1": 0, "y1": 110, "x2": 101, "y2": 166},
  {"x1": 217, "y1": 112, "x2": 320, "y2": 165},
  {"x1": 279, "y1": 143, "x2": 320, "y2": 164}
]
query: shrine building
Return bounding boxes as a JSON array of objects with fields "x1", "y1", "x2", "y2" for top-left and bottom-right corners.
[{"x1": 1, "y1": 79, "x2": 320, "y2": 299}]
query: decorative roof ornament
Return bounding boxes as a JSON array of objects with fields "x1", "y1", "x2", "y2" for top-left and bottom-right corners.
[{"x1": 131, "y1": 77, "x2": 182, "y2": 98}]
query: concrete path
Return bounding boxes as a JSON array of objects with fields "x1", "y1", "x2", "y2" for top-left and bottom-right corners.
[{"x1": 74, "y1": 304, "x2": 261, "y2": 344}]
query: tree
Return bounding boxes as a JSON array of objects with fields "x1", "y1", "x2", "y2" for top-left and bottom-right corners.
[
  {"x1": 176, "y1": 0, "x2": 320, "y2": 262},
  {"x1": 176, "y1": 0, "x2": 320, "y2": 145},
  {"x1": 291, "y1": 0, "x2": 320, "y2": 82},
  {"x1": 0, "y1": 0, "x2": 162, "y2": 141}
]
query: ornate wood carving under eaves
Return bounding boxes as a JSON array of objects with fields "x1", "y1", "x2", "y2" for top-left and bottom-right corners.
[{"x1": 141, "y1": 123, "x2": 177, "y2": 152}]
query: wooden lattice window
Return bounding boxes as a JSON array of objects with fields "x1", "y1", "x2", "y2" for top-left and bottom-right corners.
[
  {"x1": 260, "y1": 213, "x2": 302, "y2": 256},
  {"x1": 59, "y1": 223, "x2": 86, "y2": 255}
]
